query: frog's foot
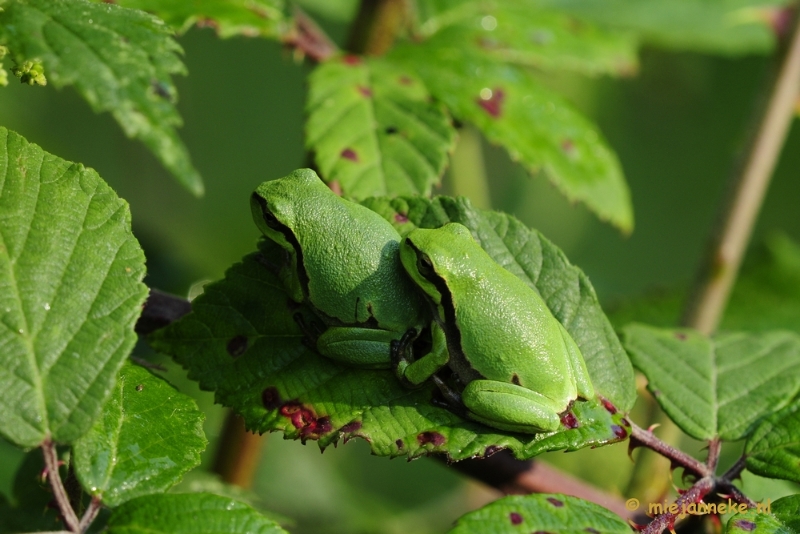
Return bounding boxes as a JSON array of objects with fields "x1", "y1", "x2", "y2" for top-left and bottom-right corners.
[
  {"x1": 431, "y1": 375, "x2": 470, "y2": 419},
  {"x1": 293, "y1": 312, "x2": 323, "y2": 348},
  {"x1": 392, "y1": 328, "x2": 423, "y2": 388}
]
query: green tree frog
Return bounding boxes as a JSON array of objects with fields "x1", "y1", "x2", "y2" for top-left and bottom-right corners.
[
  {"x1": 250, "y1": 168, "x2": 427, "y2": 367},
  {"x1": 397, "y1": 222, "x2": 595, "y2": 433}
]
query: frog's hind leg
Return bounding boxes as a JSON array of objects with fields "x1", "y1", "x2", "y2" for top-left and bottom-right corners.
[{"x1": 557, "y1": 321, "x2": 595, "y2": 400}]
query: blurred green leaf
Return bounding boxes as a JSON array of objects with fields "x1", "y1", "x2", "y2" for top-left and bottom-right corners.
[
  {"x1": 73, "y1": 362, "x2": 207, "y2": 507},
  {"x1": 106, "y1": 492, "x2": 288, "y2": 534},
  {"x1": 101, "y1": 0, "x2": 286, "y2": 38},
  {"x1": 609, "y1": 234, "x2": 800, "y2": 332},
  {"x1": 389, "y1": 36, "x2": 633, "y2": 232},
  {"x1": 0, "y1": 127, "x2": 147, "y2": 447},
  {"x1": 726, "y1": 494, "x2": 800, "y2": 533},
  {"x1": 0, "y1": 0, "x2": 203, "y2": 195},
  {"x1": 545, "y1": 0, "x2": 789, "y2": 56},
  {"x1": 746, "y1": 398, "x2": 800, "y2": 484},
  {"x1": 0, "y1": 450, "x2": 61, "y2": 533},
  {"x1": 417, "y1": 3, "x2": 638, "y2": 76},
  {"x1": 307, "y1": 56, "x2": 457, "y2": 199},
  {"x1": 624, "y1": 325, "x2": 800, "y2": 440},
  {"x1": 151, "y1": 195, "x2": 632, "y2": 461},
  {"x1": 446, "y1": 493, "x2": 630, "y2": 534}
]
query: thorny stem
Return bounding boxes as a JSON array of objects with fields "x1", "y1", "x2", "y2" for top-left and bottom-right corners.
[
  {"x1": 705, "y1": 438, "x2": 721, "y2": 472},
  {"x1": 41, "y1": 439, "x2": 80, "y2": 533},
  {"x1": 717, "y1": 481, "x2": 758, "y2": 509},
  {"x1": 640, "y1": 477, "x2": 715, "y2": 534},
  {"x1": 630, "y1": 423, "x2": 711, "y2": 479},
  {"x1": 682, "y1": 8, "x2": 800, "y2": 335},
  {"x1": 78, "y1": 497, "x2": 102, "y2": 533},
  {"x1": 720, "y1": 456, "x2": 747, "y2": 483}
]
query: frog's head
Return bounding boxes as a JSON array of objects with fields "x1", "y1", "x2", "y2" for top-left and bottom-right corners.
[
  {"x1": 250, "y1": 168, "x2": 325, "y2": 301},
  {"x1": 400, "y1": 223, "x2": 476, "y2": 318}
]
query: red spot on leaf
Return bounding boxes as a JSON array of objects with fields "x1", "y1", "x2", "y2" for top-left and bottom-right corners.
[
  {"x1": 601, "y1": 398, "x2": 617, "y2": 414},
  {"x1": 340, "y1": 421, "x2": 362, "y2": 433},
  {"x1": 399, "y1": 76, "x2": 413, "y2": 85},
  {"x1": 357, "y1": 85, "x2": 372, "y2": 97},
  {"x1": 477, "y1": 88, "x2": 505, "y2": 117},
  {"x1": 341, "y1": 148, "x2": 358, "y2": 162},
  {"x1": 585, "y1": 529, "x2": 600, "y2": 534},
  {"x1": 395, "y1": 212, "x2": 409, "y2": 223},
  {"x1": 226, "y1": 335, "x2": 248, "y2": 357},
  {"x1": 417, "y1": 431, "x2": 446, "y2": 446},
  {"x1": 395, "y1": 439, "x2": 404, "y2": 449},
  {"x1": 484, "y1": 445, "x2": 503, "y2": 458},
  {"x1": 343, "y1": 55, "x2": 361, "y2": 65},
  {"x1": 612, "y1": 425, "x2": 628, "y2": 439},
  {"x1": 280, "y1": 402, "x2": 332, "y2": 440},
  {"x1": 262, "y1": 387, "x2": 282, "y2": 410},
  {"x1": 734, "y1": 520, "x2": 756, "y2": 532},
  {"x1": 675, "y1": 332, "x2": 687, "y2": 340},
  {"x1": 561, "y1": 139, "x2": 576, "y2": 158},
  {"x1": 546, "y1": 497, "x2": 564, "y2": 508},
  {"x1": 560, "y1": 412, "x2": 578, "y2": 429},
  {"x1": 509, "y1": 512, "x2": 523, "y2": 525}
]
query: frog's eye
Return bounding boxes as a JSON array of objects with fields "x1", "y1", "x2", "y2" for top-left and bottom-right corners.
[
  {"x1": 262, "y1": 209, "x2": 281, "y2": 229},
  {"x1": 417, "y1": 254, "x2": 434, "y2": 276}
]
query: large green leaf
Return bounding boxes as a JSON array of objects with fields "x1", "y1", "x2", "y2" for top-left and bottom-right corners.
[
  {"x1": 98, "y1": 0, "x2": 286, "y2": 38},
  {"x1": 446, "y1": 493, "x2": 630, "y2": 534},
  {"x1": 746, "y1": 398, "x2": 800, "y2": 484},
  {"x1": 106, "y1": 492, "x2": 288, "y2": 534},
  {"x1": 0, "y1": 128, "x2": 147, "y2": 447},
  {"x1": 726, "y1": 495, "x2": 800, "y2": 533},
  {"x1": 543, "y1": 0, "x2": 789, "y2": 56},
  {"x1": 306, "y1": 56, "x2": 457, "y2": 199},
  {"x1": 151, "y1": 195, "x2": 633, "y2": 461},
  {"x1": 388, "y1": 36, "x2": 633, "y2": 232},
  {"x1": 73, "y1": 362, "x2": 207, "y2": 507},
  {"x1": 0, "y1": 0, "x2": 202, "y2": 195},
  {"x1": 415, "y1": 2, "x2": 638, "y2": 76},
  {"x1": 623, "y1": 325, "x2": 800, "y2": 441}
]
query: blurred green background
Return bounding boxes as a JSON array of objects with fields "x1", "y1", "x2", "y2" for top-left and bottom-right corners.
[{"x1": 1, "y1": 3, "x2": 799, "y2": 532}]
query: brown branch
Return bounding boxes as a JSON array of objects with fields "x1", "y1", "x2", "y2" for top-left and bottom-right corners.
[
  {"x1": 283, "y1": 7, "x2": 338, "y2": 63},
  {"x1": 641, "y1": 477, "x2": 715, "y2": 534},
  {"x1": 41, "y1": 438, "x2": 80, "y2": 533},
  {"x1": 682, "y1": 9, "x2": 800, "y2": 334},
  {"x1": 630, "y1": 423, "x2": 710, "y2": 478},
  {"x1": 720, "y1": 456, "x2": 747, "y2": 483},
  {"x1": 705, "y1": 438, "x2": 721, "y2": 472},
  {"x1": 78, "y1": 497, "x2": 102, "y2": 533},
  {"x1": 717, "y1": 480, "x2": 757, "y2": 509}
]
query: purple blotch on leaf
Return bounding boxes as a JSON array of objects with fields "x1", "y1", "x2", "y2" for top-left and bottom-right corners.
[
  {"x1": 262, "y1": 387, "x2": 282, "y2": 410},
  {"x1": 675, "y1": 332, "x2": 687, "y2": 341},
  {"x1": 357, "y1": 85, "x2": 372, "y2": 97},
  {"x1": 280, "y1": 402, "x2": 332, "y2": 440},
  {"x1": 601, "y1": 398, "x2": 617, "y2": 414},
  {"x1": 546, "y1": 497, "x2": 564, "y2": 508},
  {"x1": 340, "y1": 421, "x2": 362, "y2": 433},
  {"x1": 561, "y1": 412, "x2": 578, "y2": 429},
  {"x1": 733, "y1": 520, "x2": 756, "y2": 532},
  {"x1": 399, "y1": 75, "x2": 413, "y2": 85},
  {"x1": 395, "y1": 212, "x2": 409, "y2": 223},
  {"x1": 343, "y1": 55, "x2": 361, "y2": 65},
  {"x1": 341, "y1": 148, "x2": 359, "y2": 162},
  {"x1": 477, "y1": 88, "x2": 505, "y2": 118},
  {"x1": 612, "y1": 425, "x2": 628, "y2": 439},
  {"x1": 509, "y1": 512, "x2": 523, "y2": 525},
  {"x1": 417, "y1": 431, "x2": 446, "y2": 446},
  {"x1": 395, "y1": 439, "x2": 404, "y2": 449},
  {"x1": 585, "y1": 529, "x2": 601, "y2": 534},
  {"x1": 227, "y1": 335, "x2": 248, "y2": 357},
  {"x1": 484, "y1": 445, "x2": 503, "y2": 458}
]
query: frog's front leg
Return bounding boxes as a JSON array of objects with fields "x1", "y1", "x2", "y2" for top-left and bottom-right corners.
[
  {"x1": 315, "y1": 326, "x2": 400, "y2": 368},
  {"x1": 461, "y1": 381, "x2": 567, "y2": 434},
  {"x1": 393, "y1": 322, "x2": 449, "y2": 387}
]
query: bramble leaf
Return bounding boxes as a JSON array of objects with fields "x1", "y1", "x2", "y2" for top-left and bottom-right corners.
[
  {"x1": 388, "y1": 36, "x2": 633, "y2": 232},
  {"x1": 416, "y1": 2, "x2": 638, "y2": 76},
  {"x1": 151, "y1": 195, "x2": 633, "y2": 461},
  {"x1": 623, "y1": 325, "x2": 800, "y2": 441},
  {"x1": 746, "y1": 399, "x2": 800, "y2": 484},
  {"x1": 0, "y1": 0, "x2": 202, "y2": 195},
  {"x1": 726, "y1": 494, "x2": 800, "y2": 533},
  {"x1": 101, "y1": 0, "x2": 286, "y2": 38},
  {"x1": 307, "y1": 56, "x2": 456, "y2": 199},
  {"x1": 0, "y1": 128, "x2": 147, "y2": 447},
  {"x1": 446, "y1": 493, "x2": 630, "y2": 534},
  {"x1": 106, "y1": 492, "x2": 288, "y2": 534},
  {"x1": 73, "y1": 362, "x2": 207, "y2": 507}
]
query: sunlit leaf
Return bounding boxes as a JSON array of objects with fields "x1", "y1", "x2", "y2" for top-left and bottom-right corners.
[
  {"x1": 307, "y1": 56, "x2": 456, "y2": 199},
  {"x1": 746, "y1": 398, "x2": 800, "y2": 484},
  {"x1": 0, "y1": 128, "x2": 147, "y2": 447}
]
